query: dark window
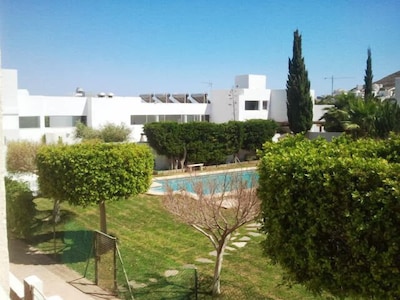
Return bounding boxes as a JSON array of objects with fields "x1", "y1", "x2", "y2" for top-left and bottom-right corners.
[
  {"x1": 19, "y1": 116, "x2": 40, "y2": 128},
  {"x1": 245, "y1": 101, "x2": 259, "y2": 110},
  {"x1": 131, "y1": 115, "x2": 147, "y2": 125}
]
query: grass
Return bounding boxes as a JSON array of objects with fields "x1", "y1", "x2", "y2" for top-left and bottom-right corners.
[{"x1": 30, "y1": 193, "x2": 337, "y2": 299}]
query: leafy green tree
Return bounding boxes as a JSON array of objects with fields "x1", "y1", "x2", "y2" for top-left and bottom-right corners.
[
  {"x1": 145, "y1": 120, "x2": 276, "y2": 168},
  {"x1": 5, "y1": 177, "x2": 36, "y2": 238},
  {"x1": 223, "y1": 121, "x2": 244, "y2": 163},
  {"x1": 36, "y1": 141, "x2": 153, "y2": 233},
  {"x1": 242, "y1": 119, "x2": 277, "y2": 156},
  {"x1": 364, "y1": 47, "x2": 373, "y2": 100},
  {"x1": 258, "y1": 135, "x2": 400, "y2": 298},
  {"x1": 145, "y1": 122, "x2": 229, "y2": 168},
  {"x1": 144, "y1": 122, "x2": 186, "y2": 169},
  {"x1": 286, "y1": 29, "x2": 313, "y2": 133},
  {"x1": 6, "y1": 140, "x2": 42, "y2": 173},
  {"x1": 185, "y1": 122, "x2": 227, "y2": 165}
]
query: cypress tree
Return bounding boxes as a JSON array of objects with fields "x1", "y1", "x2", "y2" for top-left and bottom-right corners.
[
  {"x1": 286, "y1": 29, "x2": 313, "y2": 133},
  {"x1": 364, "y1": 47, "x2": 373, "y2": 100}
]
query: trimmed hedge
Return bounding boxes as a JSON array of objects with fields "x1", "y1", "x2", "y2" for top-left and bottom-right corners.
[
  {"x1": 36, "y1": 141, "x2": 154, "y2": 207},
  {"x1": 258, "y1": 134, "x2": 400, "y2": 298},
  {"x1": 144, "y1": 119, "x2": 278, "y2": 167}
]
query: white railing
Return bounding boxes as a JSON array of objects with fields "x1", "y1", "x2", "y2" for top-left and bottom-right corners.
[{"x1": 9, "y1": 273, "x2": 62, "y2": 300}]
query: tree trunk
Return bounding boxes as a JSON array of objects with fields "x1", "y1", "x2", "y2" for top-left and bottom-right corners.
[
  {"x1": 212, "y1": 234, "x2": 231, "y2": 296},
  {"x1": 52, "y1": 199, "x2": 60, "y2": 257},
  {"x1": 179, "y1": 147, "x2": 187, "y2": 170},
  {"x1": 99, "y1": 200, "x2": 107, "y2": 233}
]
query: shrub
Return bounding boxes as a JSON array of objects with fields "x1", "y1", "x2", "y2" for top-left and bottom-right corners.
[
  {"x1": 258, "y1": 135, "x2": 400, "y2": 298},
  {"x1": 5, "y1": 177, "x2": 36, "y2": 238},
  {"x1": 74, "y1": 122, "x2": 131, "y2": 142},
  {"x1": 100, "y1": 123, "x2": 131, "y2": 142},
  {"x1": 6, "y1": 140, "x2": 41, "y2": 173}
]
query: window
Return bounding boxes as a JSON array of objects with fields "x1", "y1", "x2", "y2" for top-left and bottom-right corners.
[
  {"x1": 19, "y1": 116, "x2": 40, "y2": 128},
  {"x1": 165, "y1": 115, "x2": 182, "y2": 122},
  {"x1": 131, "y1": 114, "x2": 209, "y2": 124},
  {"x1": 131, "y1": 115, "x2": 147, "y2": 125},
  {"x1": 262, "y1": 100, "x2": 268, "y2": 110},
  {"x1": 45, "y1": 116, "x2": 87, "y2": 128},
  {"x1": 188, "y1": 115, "x2": 207, "y2": 122},
  {"x1": 147, "y1": 115, "x2": 157, "y2": 123},
  {"x1": 131, "y1": 115, "x2": 158, "y2": 125},
  {"x1": 245, "y1": 101, "x2": 259, "y2": 110}
]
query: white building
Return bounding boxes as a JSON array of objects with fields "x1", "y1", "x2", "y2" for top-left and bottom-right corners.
[{"x1": 2, "y1": 69, "x2": 328, "y2": 144}]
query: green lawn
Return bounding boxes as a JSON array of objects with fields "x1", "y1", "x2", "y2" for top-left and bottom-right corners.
[{"x1": 31, "y1": 195, "x2": 337, "y2": 299}]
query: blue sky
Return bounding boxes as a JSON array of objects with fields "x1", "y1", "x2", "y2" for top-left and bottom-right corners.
[{"x1": 1, "y1": 0, "x2": 399, "y2": 96}]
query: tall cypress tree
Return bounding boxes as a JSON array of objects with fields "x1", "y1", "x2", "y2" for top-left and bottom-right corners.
[
  {"x1": 364, "y1": 47, "x2": 373, "y2": 100},
  {"x1": 286, "y1": 29, "x2": 313, "y2": 134}
]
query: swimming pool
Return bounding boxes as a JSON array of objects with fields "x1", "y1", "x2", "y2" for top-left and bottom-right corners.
[{"x1": 148, "y1": 168, "x2": 258, "y2": 195}]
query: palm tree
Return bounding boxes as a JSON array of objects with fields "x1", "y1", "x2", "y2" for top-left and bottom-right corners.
[
  {"x1": 345, "y1": 97, "x2": 378, "y2": 138},
  {"x1": 374, "y1": 99, "x2": 400, "y2": 138},
  {"x1": 322, "y1": 92, "x2": 400, "y2": 139}
]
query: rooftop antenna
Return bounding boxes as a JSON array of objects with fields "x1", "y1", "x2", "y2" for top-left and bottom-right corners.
[
  {"x1": 201, "y1": 81, "x2": 213, "y2": 91},
  {"x1": 324, "y1": 76, "x2": 353, "y2": 95}
]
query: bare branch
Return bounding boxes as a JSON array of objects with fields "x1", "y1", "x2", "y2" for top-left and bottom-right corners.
[{"x1": 162, "y1": 169, "x2": 261, "y2": 295}]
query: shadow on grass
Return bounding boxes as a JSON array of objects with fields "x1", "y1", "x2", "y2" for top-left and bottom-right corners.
[
  {"x1": 129, "y1": 270, "x2": 198, "y2": 300},
  {"x1": 10, "y1": 230, "x2": 94, "y2": 265},
  {"x1": 128, "y1": 271, "x2": 271, "y2": 300}
]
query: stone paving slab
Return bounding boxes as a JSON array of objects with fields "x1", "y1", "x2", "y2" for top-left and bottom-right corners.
[
  {"x1": 231, "y1": 242, "x2": 247, "y2": 248},
  {"x1": 195, "y1": 258, "x2": 213, "y2": 263},
  {"x1": 248, "y1": 232, "x2": 262, "y2": 237}
]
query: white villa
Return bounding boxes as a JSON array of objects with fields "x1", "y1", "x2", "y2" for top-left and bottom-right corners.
[{"x1": 2, "y1": 69, "x2": 331, "y2": 144}]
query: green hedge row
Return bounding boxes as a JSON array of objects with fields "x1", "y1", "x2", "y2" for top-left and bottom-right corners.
[
  {"x1": 258, "y1": 134, "x2": 400, "y2": 299},
  {"x1": 144, "y1": 119, "x2": 278, "y2": 166}
]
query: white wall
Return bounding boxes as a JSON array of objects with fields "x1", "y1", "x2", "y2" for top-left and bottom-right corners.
[
  {"x1": 235, "y1": 74, "x2": 266, "y2": 89},
  {"x1": 268, "y1": 89, "x2": 287, "y2": 122},
  {"x1": 237, "y1": 88, "x2": 270, "y2": 121},
  {"x1": 0, "y1": 51, "x2": 10, "y2": 295},
  {"x1": 2, "y1": 69, "x2": 18, "y2": 115},
  {"x1": 209, "y1": 89, "x2": 233, "y2": 123}
]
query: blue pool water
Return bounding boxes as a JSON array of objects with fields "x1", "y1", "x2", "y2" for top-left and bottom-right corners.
[{"x1": 150, "y1": 169, "x2": 258, "y2": 194}]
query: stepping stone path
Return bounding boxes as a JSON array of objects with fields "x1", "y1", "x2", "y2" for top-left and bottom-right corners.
[
  {"x1": 209, "y1": 250, "x2": 231, "y2": 256},
  {"x1": 164, "y1": 269, "x2": 179, "y2": 277},
  {"x1": 249, "y1": 231, "x2": 262, "y2": 237},
  {"x1": 231, "y1": 242, "x2": 247, "y2": 248},
  {"x1": 132, "y1": 222, "x2": 264, "y2": 289},
  {"x1": 196, "y1": 257, "x2": 213, "y2": 263},
  {"x1": 129, "y1": 280, "x2": 148, "y2": 289}
]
